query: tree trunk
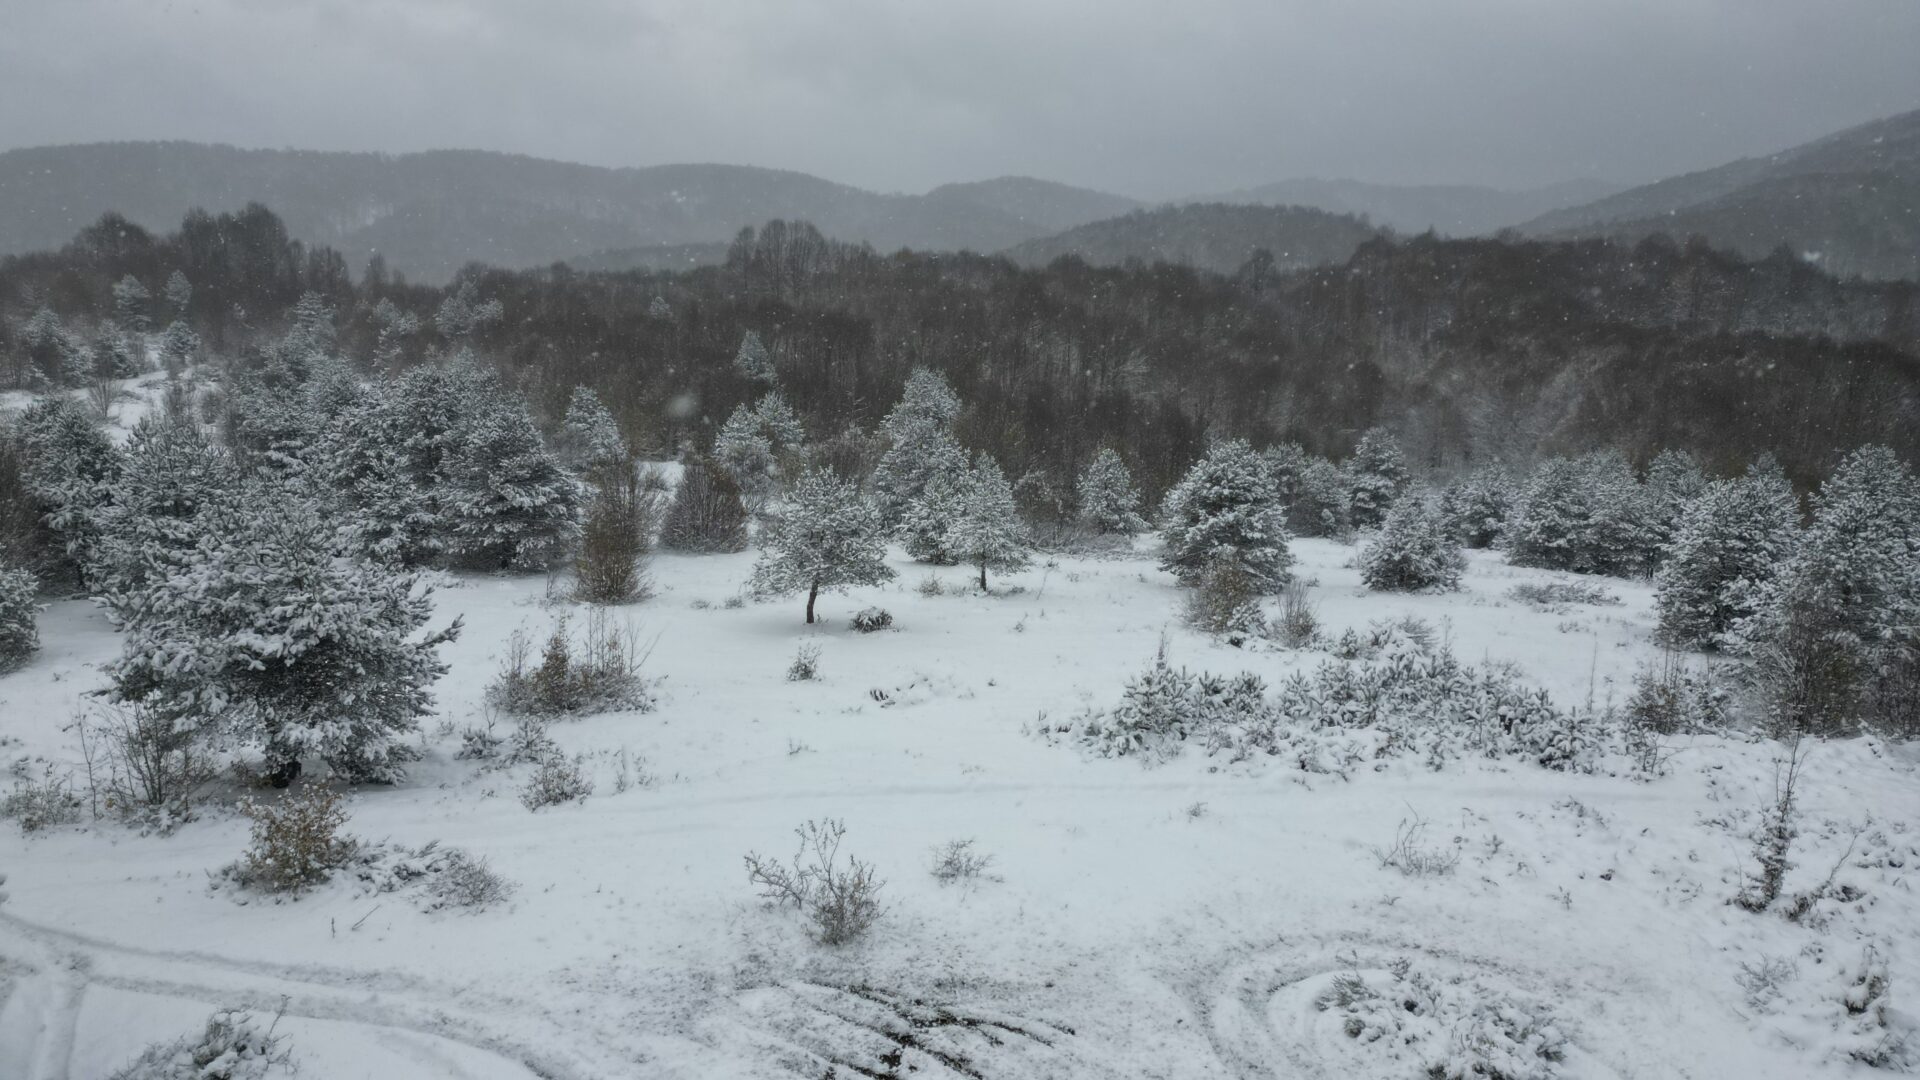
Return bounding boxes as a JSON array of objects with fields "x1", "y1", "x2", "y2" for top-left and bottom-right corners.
[
  {"x1": 806, "y1": 582, "x2": 819, "y2": 624},
  {"x1": 978, "y1": 561, "x2": 988, "y2": 591}
]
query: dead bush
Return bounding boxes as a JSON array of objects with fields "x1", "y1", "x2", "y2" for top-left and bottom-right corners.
[
  {"x1": 745, "y1": 818, "x2": 885, "y2": 945},
  {"x1": 487, "y1": 610, "x2": 656, "y2": 717}
]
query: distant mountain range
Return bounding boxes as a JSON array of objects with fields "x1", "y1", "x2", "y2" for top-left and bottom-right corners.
[
  {"x1": 0, "y1": 144, "x2": 1137, "y2": 281},
  {"x1": 1523, "y1": 108, "x2": 1920, "y2": 280},
  {"x1": 2, "y1": 108, "x2": 1915, "y2": 282},
  {"x1": 1197, "y1": 177, "x2": 1621, "y2": 237},
  {"x1": 1002, "y1": 203, "x2": 1382, "y2": 274}
]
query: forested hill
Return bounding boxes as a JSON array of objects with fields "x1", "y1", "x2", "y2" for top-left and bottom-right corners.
[
  {"x1": 0, "y1": 143, "x2": 1138, "y2": 283},
  {"x1": 3, "y1": 210, "x2": 1916, "y2": 498},
  {"x1": 1001, "y1": 203, "x2": 1383, "y2": 274}
]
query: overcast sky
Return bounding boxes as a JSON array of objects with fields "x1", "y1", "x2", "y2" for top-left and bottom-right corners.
[{"x1": 1, "y1": 0, "x2": 1916, "y2": 198}]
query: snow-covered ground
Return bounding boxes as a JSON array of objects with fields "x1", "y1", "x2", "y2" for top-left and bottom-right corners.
[{"x1": 3, "y1": 538, "x2": 1918, "y2": 1078}]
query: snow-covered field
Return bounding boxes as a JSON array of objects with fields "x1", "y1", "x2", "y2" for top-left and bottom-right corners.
[{"x1": 3, "y1": 537, "x2": 1918, "y2": 1078}]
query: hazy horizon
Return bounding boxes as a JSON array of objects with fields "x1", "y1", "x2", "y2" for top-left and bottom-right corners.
[{"x1": 1, "y1": 0, "x2": 1916, "y2": 200}]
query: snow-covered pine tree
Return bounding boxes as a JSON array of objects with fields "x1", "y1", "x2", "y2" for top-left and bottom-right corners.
[
  {"x1": 0, "y1": 560, "x2": 38, "y2": 673},
  {"x1": 436, "y1": 280, "x2": 503, "y2": 340},
  {"x1": 18, "y1": 308, "x2": 88, "y2": 389},
  {"x1": 441, "y1": 399, "x2": 582, "y2": 571},
  {"x1": 1076, "y1": 448, "x2": 1149, "y2": 536},
  {"x1": 1344, "y1": 426, "x2": 1411, "y2": 530},
  {"x1": 14, "y1": 398, "x2": 120, "y2": 589},
  {"x1": 753, "y1": 390, "x2": 808, "y2": 463},
  {"x1": 714, "y1": 404, "x2": 778, "y2": 508},
  {"x1": 1439, "y1": 463, "x2": 1516, "y2": 549},
  {"x1": 560, "y1": 385, "x2": 629, "y2": 484},
  {"x1": 1642, "y1": 448, "x2": 1709, "y2": 566},
  {"x1": 370, "y1": 298, "x2": 419, "y2": 369},
  {"x1": 1358, "y1": 491, "x2": 1466, "y2": 591},
  {"x1": 1653, "y1": 461, "x2": 1799, "y2": 650},
  {"x1": 112, "y1": 275, "x2": 152, "y2": 334},
  {"x1": 648, "y1": 296, "x2": 674, "y2": 322},
  {"x1": 1505, "y1": 451, "x2": 1653, "y2": 576},
  {"x1": 105, "y1": 483, "x2": 461, "y2": 782},
  {"x1": 93, "y1": 324, "x2": 144, "y2": 380},
  {"x1": 947, "y1": 456, "x2": 1031, "y2": 590},
  {"x1": 658, "y1": 457, "x2": 750, "y2": 553},
  {"x1": 1159, "y1": 439, "x2": 1294, "y2": 592},
  {"x1": 94, "y1": 415, "x2": 240, "y2": 601},
  {"x1": 734, "y1": 330, "x2": 776, "y2": 383},
  {"x1": 1267, "y1": 444, "x2": 1350, "y2": 538},
  {"x1": 896, "y1": 438, "x2": 970, "y2": 564},
  {"x1": 159, "y1": 320, "x2": 200, "y2": 376},
  {"x1": 872, "y1": 367, "x2": 967, "y2": 527},
  {"x1": 1736, "y1": 446, "x2": 1920, "y2": 735},
  {"x1": 748, "y1": 469, "x2": 894, "y2": 623},
  {"x1": 312, "y1": 398, "x2": 440, "y2": 566},
  {"x1": 162, "y1": 270, "x2": 192, "y2": 319}
]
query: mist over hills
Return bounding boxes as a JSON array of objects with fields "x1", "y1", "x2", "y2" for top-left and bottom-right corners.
[
  {"x1": 1199, "y1": 177, "x2": 1621, "y2": 237},
  {"x1": 1002, "y1": 203, "x2": 1383, "y2": 274},
  {"x1": 1524, "y1": 108, "x2": 1920, "y2": 280}
]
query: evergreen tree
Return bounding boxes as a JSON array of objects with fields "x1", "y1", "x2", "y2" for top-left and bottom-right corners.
[
  {"x1": 658, "y1": 458, "x2": 749, "y2": 553},
  {"x1": 436, "y1": 280, "x2": 503, "y2": 339},
  {"x1": 1358, "y1": 491, "x2": 1466, "y2": 591},
  {"x1": 159, "y1": 320, "x2": 200, "y2": 375},
  {"x1": 162, "y1": 270, "x2": 193, "y2": 318},
  {"x1": 714, "y1": 404, "x2": 778, "y2": 508},
  {"x1": 441, "y1": 401, "x2": 582, "y2": 571},
  {"x1": 1344, "y1": 427, "x2": 1410, "y2": 530},
  {"x1": 93, "y1": 324, "x2": 144, "y2": 379},
  {"x1": 370, "y1": 298, "x2": 419, "y2": 368},
  {"x1": 1267, "y1": 444, "x2": 1350, "y2": 538},
  {"x1": 1439, "y1": 463, "x2": 1516, "y2": 549},
  {"x1": 1505, "y1": 452, "x2": 1654, "y2": 576},
  {"x1": 872, "y1": 367, "x2": 966, "y2": 526},
  {"x1": 748, "y1": 469, "x2": 894, "y2": 623},
  {"x1": 1654, "y1": 462, "x2": 1799, "y2": 650},
  {"x1": 1159, "y1": 439, "x2": 1294, "y2": 591},
  {"x1": 896, "y1": 439, "x2": 970, "y2": 564},
  {"x1": 734, "y1": 330, "x2": 776, "y2": 383},
  {"x1": 1642, "y1": 448, "x2": 1709, "y2": 565},
  {"x1": 19, "y1": 308, "x2": 88, "y2": 388},
  {"x1": 0, "y1": 560, "x2": 38, "y2": 673},
  {"x1": 574, "y1": 474, "x2": 655, "y2": 604},
  {"x1": 1076, "y1": 448, "x2": 1149, "y2": 535},
  {"x1": 95, "y1": 416, "x2": 240, "y2": 601},
  {"x1": 14, "y1": 398, "x2": 120, "y2": 588},
  {"x1": 1736, "y1": 446, "x2": 1920, "y2": 735},
  {"x1": 559, "y1": 385, "x2": 629, "y2": 484},
  {"x1": 313, "y1": 397, "x2": 440, "y2": 566},
  {"x1": 105, "y1": 484, "x2": 461, "y2": 781},
  {"x1": 112, "y1": 275, "x2": 152, "y2": 333},
  {"x1": 947, "y1": 456, "x2": 1031, "y2": 590}
]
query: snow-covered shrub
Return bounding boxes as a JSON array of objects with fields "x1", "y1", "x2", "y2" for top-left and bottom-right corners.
[
  {"x1": 105, "y1": 1007, "x2": 294, "y2": 1080},
  {"x1": 1275, "y1": 580, "x2": 1319, "y2": 648},
  {"x1": 573, "y1": 475, "x2": 656, "y2": 604},
  {"x1": 1076, "y1": 448, "x2": 1150, "y2": 536},
  {"x1": 850, "y1": 607, "x2": 894, "y2": 633},
  {"x1": 1314, "y1": 959, "x2": 1567, "y2": 1080},
  {"x1": 348, "y1": 840, "x2": 515, "y2": 913},
  {"x1": 1439, "y1": 463, "x2": 1516, "y2": 549},
  {"x1": 745, "y1": 818, "x2": 885, "y2": 945},
  {"x1": 1358, "y1": 493, "x2": 1465, "y2": 592},
  {"x1": 1, "y1": 765, "x2": 82, "y2": 833},
  {"x1": 1835, "y1": 945, "x2": 1912, "y2": 1069},
  {"x1": 1343, "y1": 427, "x2": 1410, "y2": 530},
  {"x1": 946, "y1": 456, "x2": 1031, "y2": 589},
  {"x1": 1506, "y1": 580, "x2": 1620, "y2": 609},
  {"x1": 929, "y1": 839, "x2": 999, "y2": 885},
  {"x1": 456, "y1": 712, "x2": 556, "y2": 766},
  {"x1": 1622, "y1": 650, "x2": 1727, "y2": 736},
  {"x1": 486, "y1": 611, "x2": 655, "y2": 718},
  {"x1": 749, "y1": 469, "x2": 894, "y2": 624},
  {"x1": 1372, "y1": 814, "x2": 1461, "y2": 877},
  {"x1": 1185, "y1": 558, "x2": 1268, "y2": 644},
  {"x1": 1161, "y1": 439, "x2": 1294, "y2": 591},
  {"x1": 231, "y1": 786, "x2": 355, "y2": 894},
  {"x1": 1735, "y1": 744, "x2": 1805, "y2": 913},
  {"x1": 1655, "y1": 462, "x2": 1799, "y2": 650},
  {"x1": 0, "y1": 560, "x2": 39, "y2": 672},
  {"x1": 76, "y1": 703, "x2": 218, "y2": 819},
  {"x1": 658, "y1": 458, "x2": 749, "y2": 553},
  {"x1": 519, "y1": 753, "x2": 593, "y2": 811},
  {"x1": 787, "y1": 642, "x2": 821, "y2": 682},
  {"x1": 1735, "y1": 446, "x2": 1920, "y2": 737}
]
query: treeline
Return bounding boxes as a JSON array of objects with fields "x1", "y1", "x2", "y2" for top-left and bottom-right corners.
[{"x1": 4, "y1": 207, "x2": 1919, "y2": 500}]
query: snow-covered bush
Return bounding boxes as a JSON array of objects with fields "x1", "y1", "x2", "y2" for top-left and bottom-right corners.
[
  {"x1": 1267, "y1": 445, "x2": 1352, "y2": 539},
  {"x1": 745, "y1": 818, "x2": 885, "y2": 945},
  {"x1": 929, "y1": 839, "x2": 998, "y2": 885},
  {"x1": 1313, "y1": 959, "x2": 1567, "y2": 1080},
  {"x1": 1, "y1": 766, "x2": 82, "y2": 833},
  {"x1": 1358, "y1": 492, "x2": 1464, "y2": 592},
  {"x1": 0, "y1": 560, "x2": 39, "y2": 672},
  {"x1": 1834, "y1": 945, "x2": 1912, "y2": 1069},
  {"x1": 1275, "y1": 580, "x2": 1319, "y2": 648},
  {"x1": 1654, "y1": 462, "x2": 1799, "y2": 650},
  {"x1": 787, "y1": 642, "x2": 821, "y2": 682},
  {"x1": 76, "y1": 703, "x2": 219, "y2": 820},
  {"x1": 1076, "y1": 448, "x2": 1150, "y2": 536},
  {"x1": 231, "y1": 785, "x2": 355, "y2": 894},
  {"x1": 519, "y1": 753, "x2": 594, "y2": 811},
  {"x1": 486, "y1": 611, "x2": 655, "y2": 718},
  {"x1": 1506, "y1": 581, "x2": 1620, "y2": 609},
  {"x1": 658, "y1": 458, "x2": 749, "y2": 553},
  {"x1": 1439, "y1": 463, "x2": 1516, "y2": 548},
  {"x1": 106, "y1": 487, "x2": 461, "y2": 783},
  {"x1": 1160, "y1": 439, "x2": 1294, "y2": 592},
  {"x1": 748, "y1": 469, "x2": 894, "y2": 623},
  {"x1": 573, "y1": 476, "x2": 656, "y2": 604},
  {"x1": 1736, "y1": 446, "x2": 1920, "y2": 736},
  {"x1": 946, "y1": 456, "x2": 1031, "y2": 589},
  {"x1": 850, "y1": 607, "x2": 894, "y2": 633},
  {"x1": 105, "y1": 1007, "x2": 294, "y2": 1080},
  {"x1": 1343, "y1": 427, "x2": 1410, "y2": 530},
  {"x1": 1185, "y1": 558, "x2": 1268, "y2": 644},
  {"x1": 1622, "y1": 650, "x2": 1727, "y2": 736}
]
